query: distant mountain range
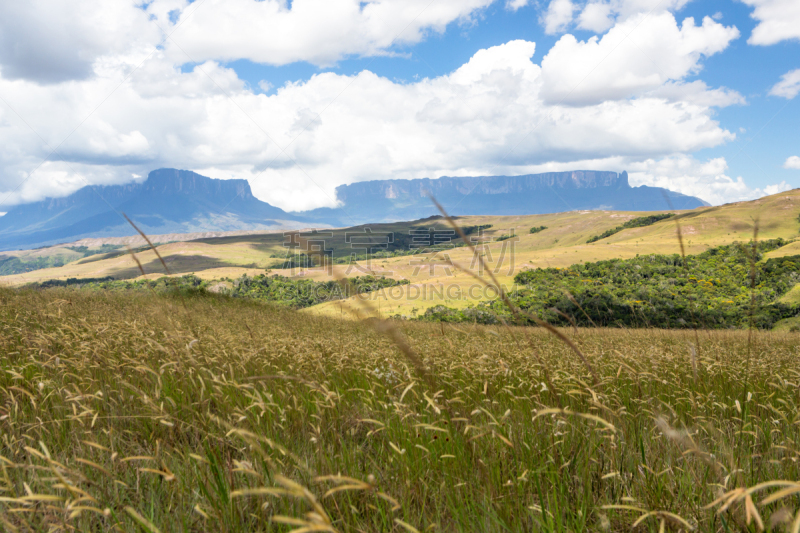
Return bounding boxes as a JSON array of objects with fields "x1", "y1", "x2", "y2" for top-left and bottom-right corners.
[
  {"x1": 304, "y1": 170, "x2": 708, "y2": 224},
  {"x1": 0, "y1": 169, "x2": 307, "y2": 251},
  {"x1": 0, "y1": 168, "x2": 708, "y2": 251}
]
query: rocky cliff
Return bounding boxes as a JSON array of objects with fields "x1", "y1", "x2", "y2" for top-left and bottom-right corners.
[
  {"x1": 0, "y1": 169, "x2": 709, "y2": 251},
  {"x1": 337, "y1": 170, "x2": 626, "y2": 204},
  {"x1": 0, "y1": 169, "x2": 305, "y2": 251},
  {"x1": 304, "y1": 171, "x2": 708, "y2": 224}
]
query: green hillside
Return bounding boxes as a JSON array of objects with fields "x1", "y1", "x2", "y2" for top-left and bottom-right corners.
[{"x1": 3, "y1": 188, "x2": 800, "y2": 322}]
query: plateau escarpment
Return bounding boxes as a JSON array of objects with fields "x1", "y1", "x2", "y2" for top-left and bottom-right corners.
[{"x1": 302, "y1": 171, "x2": 708, "y2": 224}]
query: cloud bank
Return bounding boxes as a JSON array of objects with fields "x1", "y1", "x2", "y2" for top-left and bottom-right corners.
[
  {"x1": 0, "y1": 0, "x2": 788, "y2": 213},
  {"x1": 785, "y1": 156, "x2": 800, "y2": 170},
  {"x1": 770, "y1": 69, "x2": 800, "y2": 99},
  {"x1": 741, "y1": 0, "x2": 800, "y2": 45}
]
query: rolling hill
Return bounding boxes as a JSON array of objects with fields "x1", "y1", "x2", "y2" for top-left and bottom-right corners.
[{"x1": 2, "y1": 188, "x2": 799, "y2": 320}]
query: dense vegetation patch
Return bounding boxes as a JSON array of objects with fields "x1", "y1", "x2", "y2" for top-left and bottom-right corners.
[
  {"x1": 586, "y1": 212, "x2": 675, "y2": 243},
  {"x1": 461, "y1": 223, "x2": 493, "y2": 235},
  {"x1": 422, "y1": 239, "x2": 800, "y2": 329},
  {"x1": 0, "y1": 255, "x2": 72, "y2": 275},
  {"x1": 31, "y1": 273, "x2": 409, "y2": 309},
  {"x1": 418, "y1": 304, "x2": 500, "y2": 324},
  {"x1": 230, "y1": 273, "x2": 409, "y2": 308},
  {"x1": 529, "y1": 225, "x2": 547, "y2": 234},
  {"x1": 267, "y1": 225, "x2": 495, "y2": 270},
  {"x1": 64, "y1": 244, "x2": 124, "y2": 256},
  {"x1": 0, "y1": 244, "x2": 123, "y2": 275}
]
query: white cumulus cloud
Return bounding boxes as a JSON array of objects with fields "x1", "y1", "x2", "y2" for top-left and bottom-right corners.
[
  {"x1": 0, "y1": 1, "x2": 758, "y2": 213},
  {"x1": 542, "y1": 0, "x2": 576, "y2": 34},
  {"x1": 0, "y1": 37, "x2": 742, "y2": 211},
  {"x1": 0, "y1": 0, "x2": 497, "y2": 83},
  {"x1": 162, "y1": 0, "x2": 495, "y2": 67},
  {"x1": 0, "y1": 1, "x2": 160, "y2": 83},
  {"x1": 506, "y1": 0, "x2": 531, "y2": 11},
  {"x1": 628, "y1": 155, "x2": 791, "y2": 205},
  {"x1": 741, "y1": 0, "x2": 800, "y2": 45},
  {"x1": 785, "y1": 156, "x2": 800, "y2": 169},
  {"x1": 543, "y1": 0, "x2": 692, "y2": 34},
  {"x1": 577, "y1": 3, "x2": 615, "y2": 33},
  {"x1": 540, "y1": 13, "x2": 740, "y2": 105},
  {"x1": 770, "y1": 69, "x2": 800, "y2": 99}
]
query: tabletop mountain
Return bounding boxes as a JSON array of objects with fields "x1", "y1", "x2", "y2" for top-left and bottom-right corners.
[
  {"x1": 0, "y1": 169, "x2": 708, "y2": 250},
  {"x1": 0, "y1": 169, "x2": 302, "y2": 251},
  {"x1": 303, "y1": 171, "x2": 708, "y2": 224}
]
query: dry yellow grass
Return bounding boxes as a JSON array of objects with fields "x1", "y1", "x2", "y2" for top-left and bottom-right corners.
[{"x1": 1, "y1": 284, "x2": 800, "y2": 531}]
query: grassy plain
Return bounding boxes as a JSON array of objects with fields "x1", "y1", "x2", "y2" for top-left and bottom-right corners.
[
  {"x1": 2, "y1": 286, "x2": 800, "y2": 531},
  {"x1": 2, "y1": 189, "x2": 800, "y2": 318}
]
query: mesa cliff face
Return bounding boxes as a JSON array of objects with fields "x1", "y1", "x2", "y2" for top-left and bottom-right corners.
[
  {"x1": 1, "y1": 170, "x2": 261, "y2": 231},
  {"x1": 138, "y1": 169, "x2": 256, "y2": 198},
  {"x1": 337, "y1": 171, "x2": 626, "y2": 203},
  {"x1": 304, "y1": 171, "x2": 708, "y2": 224},
  {"x1": 0, "y1": 169, "x2": 709, "y2": 251},
  {"x1": 0, "y1": 169, "x2": 304, "y2": 251}
]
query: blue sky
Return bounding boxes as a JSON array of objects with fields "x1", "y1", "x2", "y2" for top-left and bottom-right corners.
[
  {"x1": 224, "y1": 0, "x2": 799, "y2": 198},
  {"x1": 677, "y1": 0, "x2": 798, "y2": 190},
  {"x1": 0, "y1": 0, "x2": 798, "y2": 211}
]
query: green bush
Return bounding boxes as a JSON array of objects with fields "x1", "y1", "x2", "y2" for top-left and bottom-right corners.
[
  {"x1": 423, "y1": 239, "x2": 799, "y2": 329},
  {"x1": 30, "y1": 273, "x2": 410, "y2": 310},
  {"x1": 587, "y1": 213, "x2": 674, "y2": 243}
]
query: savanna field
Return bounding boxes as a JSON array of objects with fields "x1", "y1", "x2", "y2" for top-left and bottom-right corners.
[
  {"x1": 2, "y1": 286, "x2": 800, "y2": 532},
  {"x1": 1, "y1": 0, "x2": 799, "y2": 529}
]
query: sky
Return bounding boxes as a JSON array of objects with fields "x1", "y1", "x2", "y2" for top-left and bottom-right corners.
[{"x1": 0, "y1": 0, "x2": 798, "y2": 213}]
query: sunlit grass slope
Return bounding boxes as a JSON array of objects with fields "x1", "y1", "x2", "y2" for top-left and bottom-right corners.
[
  {"x1": 2, "y1": 287, "x2": 800, "y2": 531},
  {"x1": 2, "y1": 211, "x2": 633, "y2": 285},
  {"x1": 311, "y1": 190, "x2": 800, "y2": 317},
  {"x1": 3, "y1": 188, "x2": 800, "y2": 317}
]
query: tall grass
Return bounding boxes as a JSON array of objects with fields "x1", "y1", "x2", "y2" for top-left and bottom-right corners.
[{"x1": 1, "y1": 286, "x2": 800, "y2": 531}]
